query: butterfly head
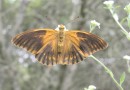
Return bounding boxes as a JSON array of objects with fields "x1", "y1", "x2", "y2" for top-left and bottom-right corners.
[{"x1": 55, "y1": 24, "x2": 68, "y2": 31}]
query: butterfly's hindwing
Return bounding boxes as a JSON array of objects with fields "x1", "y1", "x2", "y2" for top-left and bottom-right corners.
[
  {"x1": 35, "y1": 37, "x2": 58, "y2": 65},
  {"x1": 60, "y1": 34, "x2": 84, "y2": 65},
  {"x1": 62, "y1": 44, "x2": 84, "y2": 65}
]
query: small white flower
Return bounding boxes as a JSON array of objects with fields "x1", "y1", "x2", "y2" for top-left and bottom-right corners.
[
  {"x1": 88, "y1": 85, "x2": 96, "y2": 90},
  {"x1": 90, "y1": 20, "x2": 100, "y2": 28},
  {"x1": 103, "y1": 1, "x2": 114, "y2": 5},
  {"x1": 103, "y1": 0, "x2": 114, "y2": 9},
  {"x1": 123, "y1": 55, "x2": 130, "y2": 60}
]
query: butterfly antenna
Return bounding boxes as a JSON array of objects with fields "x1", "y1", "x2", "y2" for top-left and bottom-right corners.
[{"x1": 65, "y1": 16, "x2": 80, "y2": 26}]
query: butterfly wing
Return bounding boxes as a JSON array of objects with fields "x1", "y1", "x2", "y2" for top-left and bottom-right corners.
[
  {"x1": 12, "y1": 28, "x2": 108, "y2": 66},
  {"x1": 62, "y1": 30, "x2": 108, "y2": 64},
  {"x1": 12, "y1": 29, "x2": 57, "y2": 55},
  {"x1": 34, "y1": 37, "x2": 59, "y2": 66}
]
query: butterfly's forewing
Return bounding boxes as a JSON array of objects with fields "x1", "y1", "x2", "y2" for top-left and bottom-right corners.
[
  {"x1": 12, "y1": 29, "x2": 57, "y2": 55},
  {"x1": 62, "y1": 31, "x2": 108, "y2": 64}
]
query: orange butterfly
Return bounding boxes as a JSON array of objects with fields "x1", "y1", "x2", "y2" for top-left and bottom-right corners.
[{"x1": 12, "y1": 24, "x2": 108, "y2": 66}]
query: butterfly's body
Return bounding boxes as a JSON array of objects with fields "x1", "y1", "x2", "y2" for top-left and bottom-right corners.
[
  {"x1": 57, "y1": 25, "x2": 65, "y2": 54},
  {"x1": 12, "y1": 24, "x2": 108, "y2": 66}
]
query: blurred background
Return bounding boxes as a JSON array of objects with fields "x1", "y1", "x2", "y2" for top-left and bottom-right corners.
[{"x1": 0, "y1": 0, "x2": 130, "y2": 90}]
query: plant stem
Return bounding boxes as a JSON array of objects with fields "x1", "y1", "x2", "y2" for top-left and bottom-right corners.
[
  {"x1": 109, "y1": 9, "x2": 128, "y2": 35},
  {"x1": 90, "y1": 55, "x2": 124, "y2": 90}
]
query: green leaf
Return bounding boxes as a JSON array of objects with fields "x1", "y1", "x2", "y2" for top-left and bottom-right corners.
[{"x1": 120, "y1": 72, "x2": 126, "y2": 85}]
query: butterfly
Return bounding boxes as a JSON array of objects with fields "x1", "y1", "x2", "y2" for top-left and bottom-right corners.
[{"x1": 12, "y1": 24, "x2": 108, "y2": 66}]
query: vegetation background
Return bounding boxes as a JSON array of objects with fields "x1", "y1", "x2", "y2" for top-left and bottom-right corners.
[{"x1": 0, "y1": 0, "x2": 130, "y2": 90}]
